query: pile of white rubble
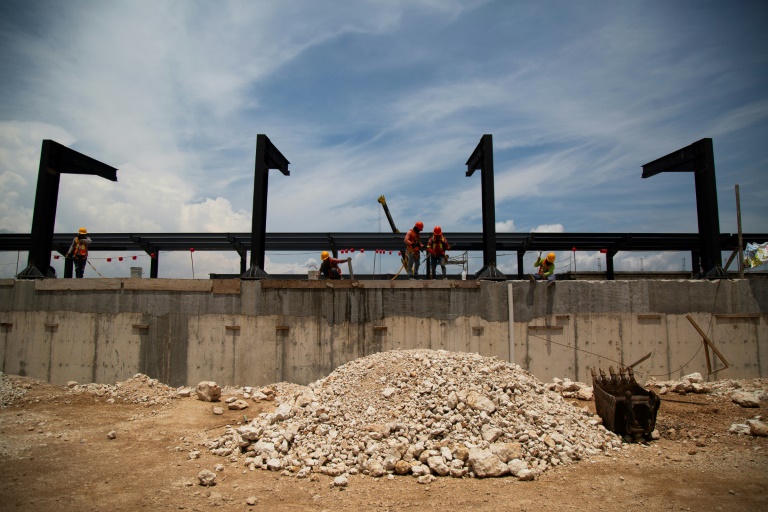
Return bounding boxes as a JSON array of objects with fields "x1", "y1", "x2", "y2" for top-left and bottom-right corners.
[{"x1": 207, "y1": 349, "x2": 623, "y2": 482}]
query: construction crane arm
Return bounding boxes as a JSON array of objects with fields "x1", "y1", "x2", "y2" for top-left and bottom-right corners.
[{"x1": 377, "y1": 195, "x2": 400, "y2": 233}]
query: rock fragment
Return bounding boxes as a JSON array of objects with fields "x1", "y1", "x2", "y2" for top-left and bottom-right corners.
[
  {"x1": 198, "y1": 469, "x2": 217, "y2": 486},
  {"x1": 196, "y1": 381, "x2": 221, "y2": 402}
]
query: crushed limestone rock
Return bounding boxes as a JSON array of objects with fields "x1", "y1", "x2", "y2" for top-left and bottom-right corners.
[
  {"x1": 207, "y1": 349, "x2": 623, "y2": 481},
  {"x1": 67, "y1": 373, "x2": 181, "y2": 406},
  {"x1": 0, "y1": 372, "x2": 30, "y2": 408}
]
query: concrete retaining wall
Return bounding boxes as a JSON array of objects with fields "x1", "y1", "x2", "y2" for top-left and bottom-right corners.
[{"x1": 1, "y1": 278, "x2": 765, "y2": 387}]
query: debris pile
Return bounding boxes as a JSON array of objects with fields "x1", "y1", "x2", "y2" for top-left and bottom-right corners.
[
  {"x1": 67, "y1": 373, "x2": 181, "y2": 406},
  {"x1": 646, "y1": 373, "x2": 768, "y2": 398},
  {"x1": 0, "y1": 372, "x2": 29, "y2": 409},
  {"x1": 207, "y1": 349, "x2": 623, "y2": 481}
]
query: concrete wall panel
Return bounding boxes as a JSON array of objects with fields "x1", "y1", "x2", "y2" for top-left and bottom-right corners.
[
  {"x1": 0, "y1": 279, "x2": 765, "y2": 387},
  {"x1": 93, "y1": 313, "x2": 143, "y2": 384},
  {"x1": 48, "y1": 312, "x2": 97, "y2": 385},
  {"x1": 712, "y1": 316, "x2": 762, "y2": 379},
  {"x1": 628, "y1": 315, "x2": 669, "y2": 382},
  {"x1": 3, "y1": 312, "x2": 51, "y2": 379},
  {"x1": 189, "y1": 315, "x2": 246, "y2": 386}
]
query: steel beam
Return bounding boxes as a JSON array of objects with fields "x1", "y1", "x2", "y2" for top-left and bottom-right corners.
[
  {"x1": 466, "y1": 134, "x2": 505, "y2": 280},
  {"x1": 642, "y1": 138, "x2": 723, "y2": 277},
  {"x1": 18, "y1": 140, "x2": 117, "y2": 279},
  {"x1": 244, "y1": 134, "x2": 290, "y2": 279}
]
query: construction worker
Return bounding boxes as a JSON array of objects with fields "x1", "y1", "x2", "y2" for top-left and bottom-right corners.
[
  {"x1": 319, "y1": 251, "x2": 350, "y2": 280},
  {"x1": 427, "y1": 226, "x2": 451, "y2": 279},
  {"x1": 65, "y1": 227, "x2": 92, "y2": 278},
  {"x1": 403, "y1": 221, "x2": 424, "y2": 279},
  {"x1": 530, "y1": 252, "x2": 556, "y2": 286}
]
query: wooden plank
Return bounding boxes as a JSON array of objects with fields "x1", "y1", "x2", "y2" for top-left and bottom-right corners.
[
  {"x1": 637, "y1": 314, "x2": 662, "y2": 320},
  {"x1": 260, "y1": 279, "x2": 481, "y2": 290},
  {"x1": 261, "y1": 280, "x2": 328, "y2": 289},
  {"x1": 715, "y1": 314, "x2": 760, "y2": 319},
  {"x1": 212, "y1": 279, "x2": 241, "y2": 295},
  {"x1": 686, "y1": 314, "x2": 730, "y2": 370},
  {"x1": 123, "y1": 279, "x2": 212, "y2": 292},
  {"x1": 36, "y1": 278, "x2": 122, "y2": 291}
]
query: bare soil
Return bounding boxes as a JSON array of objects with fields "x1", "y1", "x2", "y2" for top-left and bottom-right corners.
[{"x1": 0, "y1": 375, "x2": 766, "y2": 512}]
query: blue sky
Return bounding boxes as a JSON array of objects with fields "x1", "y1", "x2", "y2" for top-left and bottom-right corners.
[{"x1": 0, "y1": 0, "x2": 766, "y2": 278}]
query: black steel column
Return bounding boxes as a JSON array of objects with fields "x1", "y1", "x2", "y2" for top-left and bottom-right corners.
[
  {"x1": 243, "y1": 134, "x2": 290, "y2": 279},
  {"x1": 466, "y1": 134, "x2": 505, "y2": 280},
  {"x1": 63, "y1": 256, "x2": 73, "y2": 278},
  {"x1": 693, "y1": 140, "x2": 722, "y2": 275},
  {"x1": 18, "y1": 140, "x2": 117, "y2": 278},
  {"x1": 606, "y1": 250, "x2": 616, "y2": 280},
  {"x1": 642, "y1": 138, "x2": 723, "y2": 278},
  {"x1": 517, "y1": 251, "x2": 525, "y2": 280},
  {"x1": 150, "y1": 253, "x2": 159, "y2": 279}
]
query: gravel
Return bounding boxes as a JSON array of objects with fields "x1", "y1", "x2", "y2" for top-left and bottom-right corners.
[{"x1": 207, "y1": 349, "x2": 624, "y2": 480}]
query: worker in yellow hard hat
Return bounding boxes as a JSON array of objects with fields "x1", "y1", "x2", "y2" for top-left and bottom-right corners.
[
  {"x1": 65, "y1": 227, "x2": 92, "y2": 278},
  {"x1": 319, "y1": 250, "x2": 350, "y2": 280},
  {"x1": 530, "y1": 252, "x2": 556, "y2": 286}
]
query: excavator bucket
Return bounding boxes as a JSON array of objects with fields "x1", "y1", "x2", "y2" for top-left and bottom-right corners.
[{"x1": 591, "y1": 366, "x2": 660, "y2": 440}]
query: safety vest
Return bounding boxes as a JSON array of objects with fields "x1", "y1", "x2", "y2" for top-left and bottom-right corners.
[
  {"x1": 320, "y1": 258, "x2": 343, "y2": 277},
  {"x1": 404, "y1": 229, "x2": 421, "y2": 253},
  {"x1": 72, "y1": 238, "x2": 88, "y2": 259},
  {"x1": 428, "y1": 235, "x2": 449, "y2": 256}
]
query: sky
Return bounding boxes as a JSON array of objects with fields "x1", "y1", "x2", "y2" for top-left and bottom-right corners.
[{"x1": 0, "y1": 0, "x2": 766, "y2": 279}]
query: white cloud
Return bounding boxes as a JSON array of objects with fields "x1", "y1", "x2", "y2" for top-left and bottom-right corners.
[
  {"x1": 532, "y1": 224, "x2": 564, "y2": 233},
  {"x1": 496, "y1": 219, "x2": 516, "y2": 232}
]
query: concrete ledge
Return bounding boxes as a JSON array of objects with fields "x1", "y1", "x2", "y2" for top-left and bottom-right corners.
[
  {"x1": 0, "y1": 279, "x2": 15, "y2": 287},
  {"x1": 262, "y1": 279, "x2": 482, "y2": 289},
  {"x1": 122, "y1": 279, "x2": 213, "y2": 292},
  {"x1": 35, "y1": 278, "x2": 122, "y2": 291},
  {"x1": 212, "y1": 279, "x2": 241, "y2": 294}
]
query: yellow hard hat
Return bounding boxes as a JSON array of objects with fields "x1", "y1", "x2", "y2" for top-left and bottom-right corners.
[
  {"x1": 321, "y1": 251, "x2": 329, "y2": 260},
  {"x1": 78, "y1": 227, "x2": 87, "y2": 234},
  {"x1": 547, "y1": 252, "x2": 556, "y2": 262}
]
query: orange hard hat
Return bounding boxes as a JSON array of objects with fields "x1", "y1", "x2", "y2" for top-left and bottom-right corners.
[
  {"x1": 547, "y1": 252, "x2": 556, "y2": 262},
  {"x1": 433, "y1": 226, "x2": 442, "y2": 235},
  {"x1": 415, "y1": 221, "x2": 424, "y2": 231},
  {"x1": 78, "y1": 227, "x2": 87, "y2": 234},
  {"x1": 321, "y1": 251, "x2": 329, "y2": 260}
]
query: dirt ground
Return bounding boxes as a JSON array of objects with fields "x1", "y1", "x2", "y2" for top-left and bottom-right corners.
[{"x1": 0, "y1": 375, "x2": 766, "y2": 512}]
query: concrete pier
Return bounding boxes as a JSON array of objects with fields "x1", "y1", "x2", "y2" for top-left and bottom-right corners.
[{"x1": 1, "y1": 278, "x2": 765, "y2": 387}]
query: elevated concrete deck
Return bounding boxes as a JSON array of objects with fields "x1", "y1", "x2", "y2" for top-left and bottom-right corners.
[{"x1": 1, "y1": 278, "x2": 765, "y2": 387}]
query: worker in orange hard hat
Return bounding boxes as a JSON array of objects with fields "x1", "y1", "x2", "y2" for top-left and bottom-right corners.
[
  {"x1": 65, "y1": 227, "x2": 92, "y2": 278},
  {"x1": 319, "y1": 250, "x2": 350, "y2": 280},
  {"x1": 530, "y1": 252, "x2": 556, "y2": 286},
  {"x1": 427, "y1": 226, "x2": 451, "y2": 279},
  {"x1": 403, "y1": 221, "x2": 424, "y2": 279}
]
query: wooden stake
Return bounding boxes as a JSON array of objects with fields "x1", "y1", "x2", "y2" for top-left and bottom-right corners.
[
  {"x1": 735, "y1": 184, "x2": 744, "y2": 278},
  {"x1": 686, "y1": 314, "x2": 730, "y2": 374}
]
